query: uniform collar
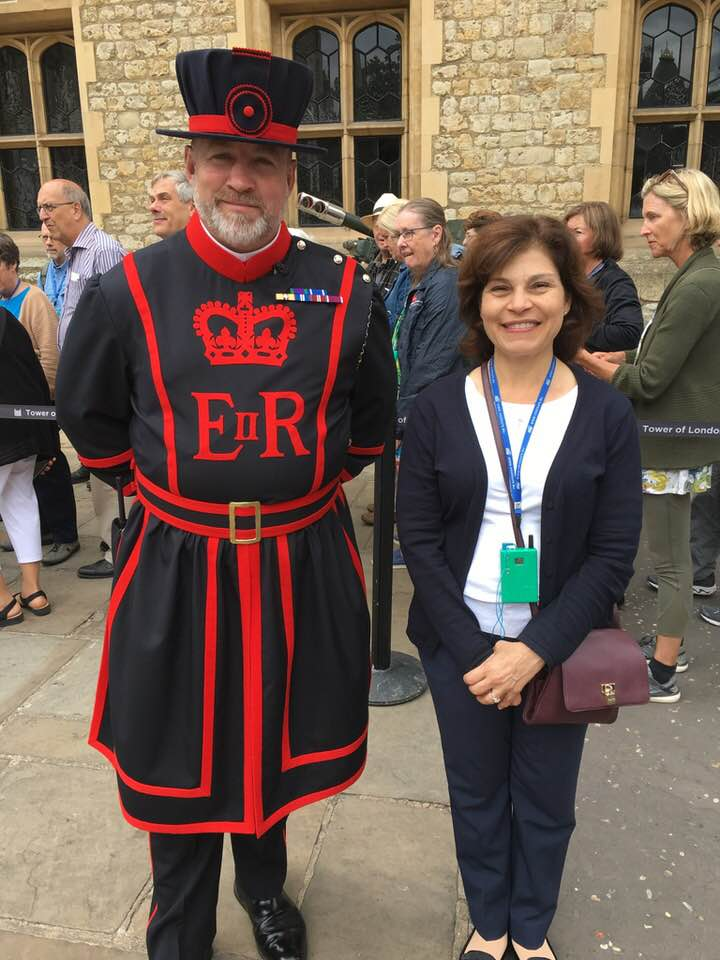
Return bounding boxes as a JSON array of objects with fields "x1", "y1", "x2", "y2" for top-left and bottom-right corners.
[{"x1": 186, "y1": 211, "x2": 292, "y2": 282}]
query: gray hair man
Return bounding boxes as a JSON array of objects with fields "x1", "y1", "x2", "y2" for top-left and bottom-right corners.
[
  {"x1": 36, "y1": 178, "x2": 127, "y2": 580},
  {"x1": 148, "y1": 170, "x2": 195, "y2": 238}
]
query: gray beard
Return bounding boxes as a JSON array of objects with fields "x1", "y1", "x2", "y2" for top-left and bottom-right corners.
[{"x1": 193, "y1": 192, "x2": 279, "y2": 251}]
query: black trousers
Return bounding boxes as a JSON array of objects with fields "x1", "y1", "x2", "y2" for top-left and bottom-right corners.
[
  {"x1": 420, "y1": 642, "x2": 586, "y2": 950},
  {"x1": 146, "y1": 819, "x2": 287, "y2": 960},
  {"x1": 35, "y1": 450, "x2": 78, "y2": 543}
]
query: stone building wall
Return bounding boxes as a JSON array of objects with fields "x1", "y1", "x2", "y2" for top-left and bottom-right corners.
[
  {"x1": 433, "y1": 0, "x2": 606, "y2": 222},
  {"x1": 77, "y1": 0, "x2": 237, "y2": 251}
]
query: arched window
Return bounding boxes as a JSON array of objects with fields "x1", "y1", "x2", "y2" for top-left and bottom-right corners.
[
  {"x1": 627, "y1": 3, "x2": 720, "y2": 216},
  {"x1": 352, "y1": 22, "x2": 402, "y2": 121},
  {"x1": 293, "y1": 27, "x2": 341, "y2": 124},
  {"x1": 638, "y1": 5, "x2": 696, "y2": 107},
  {"x1": 284, "y1": 13, "x2": 406, "y2": 224},
  {"x1": 42, "y1": 42, "x2": 82, "y2": 133},
  {"x1": 0, "y1": 35, "x2": 88, "y2": 231}
]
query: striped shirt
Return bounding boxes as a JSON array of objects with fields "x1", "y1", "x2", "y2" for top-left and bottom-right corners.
[{"x1": 58, "y1": 222, "x2": 126, "y2": 349}]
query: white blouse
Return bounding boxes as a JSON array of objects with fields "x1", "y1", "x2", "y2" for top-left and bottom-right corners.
[{"x1": 463, "y1": 375, "x2": 577, "y2": 639}]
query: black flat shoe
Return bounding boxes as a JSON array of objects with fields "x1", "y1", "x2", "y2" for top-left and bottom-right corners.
[
  {"x1": 460, "y1": 928, "x2": 510, "y2": 960},
  {"x1": 510, "y1": 938, "x2": 557, "y2": 960},
  {"x1": 234, "y1": 883, "x2": 307, "y2": 960}
]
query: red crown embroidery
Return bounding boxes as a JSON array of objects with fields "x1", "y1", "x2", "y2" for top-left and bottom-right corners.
[{"x1": 193, "y1": 292, "x2": 297, "y2": 366}]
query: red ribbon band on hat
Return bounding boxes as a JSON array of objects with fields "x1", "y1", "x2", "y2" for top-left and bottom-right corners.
[{"x1": 189, "y1": 114, "x2": 298, "y2": 144}]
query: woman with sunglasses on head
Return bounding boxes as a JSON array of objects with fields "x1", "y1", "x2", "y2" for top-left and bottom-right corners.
[
  {"x1": 578, "y1": 168, "x2": 720, "y2": 702},
  {"x1": 397, "y1": 215, "x2": 641, "y2": 960}
]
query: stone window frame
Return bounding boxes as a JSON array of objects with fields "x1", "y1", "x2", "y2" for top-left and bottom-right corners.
[
  {"x1": 279, "y1": 10, "x2": 408, "y2": 225},
  {"x1": 0, "y1": 32, "x2": 85, "y2": 234},
  {"x1": 624, "y1": 0, "x2": 720, "y2": 215}
]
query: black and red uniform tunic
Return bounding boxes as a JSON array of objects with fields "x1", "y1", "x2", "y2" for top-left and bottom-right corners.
[{"x1": 56, "y1": 213, "x2": 396, "y2": 836}]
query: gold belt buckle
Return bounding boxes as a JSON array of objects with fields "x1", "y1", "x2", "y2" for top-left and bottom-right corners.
[{"x1": 229, "y1": 501, "x2": 262, "y2": 544}]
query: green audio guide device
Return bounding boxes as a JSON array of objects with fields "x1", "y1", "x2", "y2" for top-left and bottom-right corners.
[{"x1": 499, "y1": 542, "x2": 539, "y2": 604}]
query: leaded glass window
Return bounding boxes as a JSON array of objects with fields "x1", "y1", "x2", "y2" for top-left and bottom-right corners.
[
  {"x1": 0, "y1": 35, "x2": 86, "y2": 231},
  {"x1": 353, "y1": 23, "x2": 401, "y2": 121},
  {"x1": 629, "y1": 123, "x2": 689, "y2": 217},
  {"x1": 707, "y1": 13, "x2": 720, "y2": 104},
  {"x1": 0, "y1": 149, "x2": 41, "y2": 230},
  {"x1": 354, "y1": 136, "x2": 401, "y2": 217},
  {"x1": 297, "y1": 139, "x2": 343, "y2": 226},
  {"x1": 0, "y1": 46, "x2": 34, "y2": 136},
  {"x1": 700, "y1": 122, "x2": 720, "y2": 181},
  {"x1": 638, "y1": 5, "x2": 696, "y2": 108},
  {"x1": 287, "y1": 13, "x2": 406, "y2": 224},
  {"x1": 42, "y1": 43, "x2": 83, "y2": 133},
  {"x1": 293, "y1": 28, "x2": 340, "y2": 124},
  {"x1": 50, "y1": 146, "x2": 89, "y2": 196}
]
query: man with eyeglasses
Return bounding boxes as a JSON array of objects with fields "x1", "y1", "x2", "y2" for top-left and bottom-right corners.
[{"x1": 37, "y1": 179, "x2": 127, "y2": 578}]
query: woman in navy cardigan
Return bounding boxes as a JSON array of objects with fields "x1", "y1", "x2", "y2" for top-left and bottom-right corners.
[{"x1": 396, "y1": 217, "x2": 642, "y2": 960}]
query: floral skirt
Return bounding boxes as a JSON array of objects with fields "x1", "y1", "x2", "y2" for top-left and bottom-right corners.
[{"x1": 641, "y1": 464, "x2": 712, "y2": 495}]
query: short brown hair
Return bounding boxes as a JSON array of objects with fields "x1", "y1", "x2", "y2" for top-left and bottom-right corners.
[
  {"x1": 458, "y1": 215, "x2": 604, "y2": 365},
  {"x1": 0, "y1": 233, "x2": 20, "y2": 269},
  {"x1": 563, "y1": 201, "x2": 623, "y2": 261},
  {"x1": 464, "y1": 209, "x2": 502, "y2": 232}
]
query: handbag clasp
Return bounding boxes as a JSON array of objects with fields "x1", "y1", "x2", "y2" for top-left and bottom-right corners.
[{"x1": 600, "y1": 682, "x2": 617, "y2": 705}]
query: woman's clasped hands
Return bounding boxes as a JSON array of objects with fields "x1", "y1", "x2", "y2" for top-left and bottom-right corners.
[{"x1": 463, "y1": 640, "x2": 545, "y2": 710}]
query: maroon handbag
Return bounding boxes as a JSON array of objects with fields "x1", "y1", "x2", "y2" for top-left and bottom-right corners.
[{"x1": 479, "y1": 363, "x2": 649, "y2": 725}]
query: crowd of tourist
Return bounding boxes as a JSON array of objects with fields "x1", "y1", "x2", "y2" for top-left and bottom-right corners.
[{"x1": 1, "y1": 122, "x2": 719, "y2": 960}]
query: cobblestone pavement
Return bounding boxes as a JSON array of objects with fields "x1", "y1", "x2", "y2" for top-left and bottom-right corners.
[{"x1": 0, "y1": 456, "x2": 718, "y2": 959}]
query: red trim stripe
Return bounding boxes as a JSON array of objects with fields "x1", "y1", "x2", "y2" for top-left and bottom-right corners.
[
  {"x1": 124, "y1": 255, "x2": 179, "y2": 494},
  {"x1": 89, "y1": 511, "x2": 148, "y2": 748},
  {"x1": 200, "y1": 539, "x2": 219, "y2": 795},
  {"x1": 116, "y1": 762, "x2": 367, "y2": 836},
  {"x1": 79, "y1": 448, "x2": 133, "y2": 468},
  {"x1": 312, "y1": 258, "x2": 357, "y2": 491},
  {"x1": 339, "y1": 468, "x2": 353, "y2": 483},
  {"x1": 136, "y1": 467, "x2": 338, "y2": 517},
  {"x1": 347, "y1": 444, "x2": 385, "y2": 457},
  {"x1": 189, "y1": 115, "x2": 298, "y2": 144},
  {"x1": 89, "y1": 515, "x2": 217, "y2": 799},
  {"x1": 186, "y1": 213, "x2": 292, "y2": 283},
  {"x1": 278, "y1": 533, "x2": 368, "y2": 770},
  {"x1": 146, "y1": 904, "x2": 158, "y2": 929},
  {"x1": 136, "y1": 485, "x2": 340, "y2": 540},
  {"x1": 238, "y1": 543, "x2": 264, "y2": 832},
  {"x1": 341, "y1": 526, "x2": 367, "y2": 595}
]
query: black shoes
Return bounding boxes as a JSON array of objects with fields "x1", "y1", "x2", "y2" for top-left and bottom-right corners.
[
  {"x1": 459, "y1": 929, "x2": 514, "y2": 960},
  {"x1": 77, "y1": 558, "x2": 114, "y2": 579},
  {"x1": 234, "y1": 883, "x2": 307, "y2": 960}
]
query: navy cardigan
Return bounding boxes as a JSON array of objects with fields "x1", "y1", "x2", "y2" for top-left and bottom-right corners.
[{"x1": 396, "y1": 365, "x2": 643, "y2": 674}]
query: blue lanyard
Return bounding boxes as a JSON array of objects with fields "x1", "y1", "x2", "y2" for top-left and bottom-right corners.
[{"x1": 488, "y1": 355, "x2": 557, "y2": 520}]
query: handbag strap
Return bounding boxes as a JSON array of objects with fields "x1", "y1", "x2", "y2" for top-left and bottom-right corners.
[{"x1": 480, "y1": 361, "x2": 539, "y2": 618}]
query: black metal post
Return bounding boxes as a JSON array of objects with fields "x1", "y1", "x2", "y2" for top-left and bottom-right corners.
[{"x1": 369, "y1": 422, "x2": 427, "y2": 705}]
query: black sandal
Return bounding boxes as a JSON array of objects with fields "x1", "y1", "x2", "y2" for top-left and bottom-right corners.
[
  {"x1": 0, "y1": 597, "x2": 24, "y2": 628},
  {"x1": 16, "y1": 590, "x2": 52, "y2": 617}
]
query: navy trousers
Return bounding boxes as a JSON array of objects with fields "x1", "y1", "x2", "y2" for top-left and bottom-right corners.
[
  {"x1": 420, "y1": 642, "x2": 586, "y2": 950},
  {"x1": 146, "y1": 819, "x2": 287, "y2": 960},
  {"x1": 34, "y1": 450, "x2": 78, "y2": 544}
]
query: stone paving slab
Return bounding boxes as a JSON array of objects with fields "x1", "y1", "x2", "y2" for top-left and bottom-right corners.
[
  {"x1": 0, "y1": 933, "x2": 144, "y2": 960},
  {"x1": 0, "y1": 762, "x2": 146, "y2": 933},
  {"x1": 301, "y1": 793, "x2": 457, "y2": 960},
  {"x1": 22, "y1": 640, "x2": 100, "y2": 720},
  {"x1": 351, "y1": 694, "x2": 448, "y2": 805},
  {"x1": 0, "y1": 633, "x2": 88, "y2": 723},
  {"x1": 0, "y1": 715, "x2": 99, "y2": 767},
  {"x1": 1, "y1": 577, "x2": 110, "y2": 638}
]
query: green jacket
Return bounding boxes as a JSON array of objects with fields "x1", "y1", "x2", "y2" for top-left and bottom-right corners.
[{"x1": 612, "y1": 246, "x2": 720, "y2": 469}]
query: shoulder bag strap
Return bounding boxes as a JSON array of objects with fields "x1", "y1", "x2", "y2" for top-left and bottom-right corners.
[{"x1": 480, "y1": 361, "x2": 539, "y2": 618}]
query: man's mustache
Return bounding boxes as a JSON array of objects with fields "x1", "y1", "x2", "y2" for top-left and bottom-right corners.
[{"x1": 214, "y1": 192, "x2": 263, "y2": 209}]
